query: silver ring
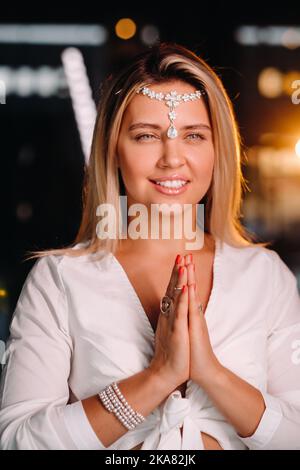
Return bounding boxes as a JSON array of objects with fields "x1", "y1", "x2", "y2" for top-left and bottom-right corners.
[
  {"x1": 174, "y1": 286, "x2": 183, "y2": 291},
  {"x1": 160, "y1": 295, "x2": 173, "y2": 317}
]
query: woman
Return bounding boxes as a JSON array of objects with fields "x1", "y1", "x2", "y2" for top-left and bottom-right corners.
[{"x1": 0, "y1": 42, "x2": 300, "y2": 450}]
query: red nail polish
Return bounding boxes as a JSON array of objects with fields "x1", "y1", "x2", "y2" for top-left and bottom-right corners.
[
  {"x1": 190, "y1": 253, "x2": 193, "y2": 262},
  {"x1": 175, "y1": 254, "x2": 181, "y2": 265}
]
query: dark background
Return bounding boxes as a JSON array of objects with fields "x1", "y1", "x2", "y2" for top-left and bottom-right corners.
[{"x1": 0, "y1": 2, "x2": 300, "y2": 347}]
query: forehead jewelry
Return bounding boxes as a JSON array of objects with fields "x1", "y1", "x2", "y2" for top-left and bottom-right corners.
[{"x1": 136, "y1": 86, "x2": 205, "y2": 139}]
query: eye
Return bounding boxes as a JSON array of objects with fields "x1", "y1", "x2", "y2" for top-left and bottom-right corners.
[
  {"x1": 186, "y1": 133, "x2": 206, "y2": 141},
  {"x1": 134, "y1": 134, "x2": 157, "y2": 141}
]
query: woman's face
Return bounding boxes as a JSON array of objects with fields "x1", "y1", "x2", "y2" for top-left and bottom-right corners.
[{"x1": 116, "y1": 80, "x2": 214, "y2": 211}]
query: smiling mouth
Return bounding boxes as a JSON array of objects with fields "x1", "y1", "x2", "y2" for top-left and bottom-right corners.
[
  {"x1": 149, "y1": 179, "x2": 190, "y2": 188},
  {"x1": 149, "y1": 179, "x2": 190, "y2": 195}
]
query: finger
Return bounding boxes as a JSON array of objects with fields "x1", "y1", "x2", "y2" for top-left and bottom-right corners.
[
  {"x1": 184, "y1": 253, "x2": 193, "y2": 277},
  {"x1": 174, "y1": 283, "x2": 188, "y2": 326},
  {"x1": 166, "y1": 254, "x2": 183, "y2": 296},
  {"x1": 160, "y1": 256, "x2": 185, "y2": 327},
  {"x1": 186, "y1": 261, "x2": 195, "y2": 288},
  {"x1": 166, "y1": 255, "x2": 185, "y2": 301},
  {"x1": 184, "y1": 253, "x2": 197, "y2": 297},
  {"x1": 188, "y1": 283, "x2": 205, "y2": 326},
  {"x1": 160, "y1": 264, "x2": 187, "y2": 326},
  {"x1": 184, "y1": 253, "x2": 193, "y2": 266},
  {"x1": 170, "y1": 266, "x2": 188, "y2": 329},
  {"x1": 170, "y1": 265, "x2": 187, "y2": 309}
]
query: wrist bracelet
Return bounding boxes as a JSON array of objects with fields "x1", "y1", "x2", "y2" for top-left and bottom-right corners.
[{"x1": 98, "y1": 381, "x2": 146, "y2": 430}]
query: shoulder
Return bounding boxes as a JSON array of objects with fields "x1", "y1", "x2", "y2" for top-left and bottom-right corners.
[
  {"x1": 26, "y1": 244, "x2": 117, "y2": 305},
  {"x1": 29, "y1": 242, "x2": 113, "y2": 283},
  {"x1": 218, "y1": 238, "x2": 298, "y2": 295},
  {"x1": 26, "y1": 249, "x2": 77, "y2": 295},
  {"x1": 218, "y1": 239, "x2": 299, "y2": 329},
  {"x1": 219, "y1": 239, "x2": 291, "y2": 276},
  {"x1": 220, "y1": 239, "x2": 300, "y2": 324}
]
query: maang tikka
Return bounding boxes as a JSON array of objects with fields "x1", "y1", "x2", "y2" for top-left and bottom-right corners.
[{"x1": 136, "y1": 85, "x2": 206, "y2": 139}]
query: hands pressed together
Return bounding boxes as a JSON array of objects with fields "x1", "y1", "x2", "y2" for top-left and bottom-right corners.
[
  {"x1": 182, "y1": 253, "x2": 222, "y2": 388},
  {"x1": 149, "y1": 253, "x2": 222, "y2": 391},
  {"x1": 148, "y1": 253, "x2": 266, "y2": 439}
]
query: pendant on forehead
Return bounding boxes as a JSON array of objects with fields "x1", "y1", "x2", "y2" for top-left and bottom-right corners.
[
  {"x1": 136, "y1": 86, "x2": 205, "y2": 139},
  {"x1": 167, "y1": 125, "x2": 178, "y2": 139}
]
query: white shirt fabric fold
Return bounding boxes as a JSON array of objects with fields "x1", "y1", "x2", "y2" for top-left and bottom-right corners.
[{"x1": 0, "y1": 237, "x2": 300, "y2": 450}]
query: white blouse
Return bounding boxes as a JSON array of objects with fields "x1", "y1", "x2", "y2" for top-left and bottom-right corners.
[{"x1": 0, "y1": 237, "x2": 300, "y2": 450}]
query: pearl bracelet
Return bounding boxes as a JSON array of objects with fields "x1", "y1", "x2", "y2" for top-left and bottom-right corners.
[{"x1": 98, "y1": 381, "x2": 146, "y2": 430}]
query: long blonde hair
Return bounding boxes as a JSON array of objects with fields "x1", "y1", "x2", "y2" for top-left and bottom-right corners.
[{"x1": 25, "y1": 41, "x2": 270, "y2": 262}]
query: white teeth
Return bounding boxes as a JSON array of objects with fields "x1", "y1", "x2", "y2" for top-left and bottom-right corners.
[{"x1": 155, "y1": 180, "x2": 187, "y2": 188}]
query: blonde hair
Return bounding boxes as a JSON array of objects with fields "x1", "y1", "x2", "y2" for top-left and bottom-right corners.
[{"x1": 25, "y1": 41, "x2": 270, "y2": 262}]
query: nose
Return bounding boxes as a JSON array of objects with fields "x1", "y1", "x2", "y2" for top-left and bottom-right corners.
[{"x1": 157, "y1": 138, "x2": 186, "y2": 168}]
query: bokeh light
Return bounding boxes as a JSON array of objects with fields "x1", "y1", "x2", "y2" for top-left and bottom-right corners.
[
  {"x1": 258, "y1": 67, "x2": 283, "y2": 98},
  {"x1": 115, "y1": 18, "x2": 136, "y2": 40}
]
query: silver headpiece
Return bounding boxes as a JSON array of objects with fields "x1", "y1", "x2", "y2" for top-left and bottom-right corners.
[{"x1": 136, "y1": 86, "x2": 205, "y2": 139}]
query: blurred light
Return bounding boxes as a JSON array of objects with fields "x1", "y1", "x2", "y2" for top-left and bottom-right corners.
[
  {"x1": 253, "y1": 146, "x2": 300, "y2": 176},
  {"x1": 281, "y1": 28, "x2": 300, "y2": 49},
  {"x1": 0, "y1": 67, "x2": 12, "y2": 94},
  {"x1": 0, "y1": 79, "x2": 5, "y2": 104},
  {"x1": 61, "y1": 47, "x2": 96, "y2": 164},
  {"x1": 235, "y1": 26, "x2": 258, "y2": 45},
  {"x1": 258, "y1": 67, "x2": 283, "y2": 98},
  {"x1": 0, "y1": 24, "x2": 107, "y2": 46},
  {"x1": 235, "y1": 25, "x2": 300, "y2": 47},
  {"x1": 15, "y1": 66, "x2": 34, "y2": 97},
  {"x1": 140, "y1": 25, "x2": 159, "y2": 45},
  {"x1": 115, "y1": 18, "x2": 136, "y2": 40},
  {"x1": 36, "y1": 67, "x2": 59, "y2": 97},
  {"x1": 0, "y1": 289, "x2": 8, "y2": 298},
  {"x1": 258, "y1": 26, "x2": 278, "y2": 45},
  {"x1": 16, "y1": 202, "x2": 33, "y2": 222},
  {"x1": 0, "y1": 66, "x2": 67, "y2": 97},
  {"x1": 295, "y1": 139, "x2": 300, "y2": 158}
]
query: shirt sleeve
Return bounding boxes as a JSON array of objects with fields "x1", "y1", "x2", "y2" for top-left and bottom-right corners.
[
  {"x1": 238, "y1": 249, "x2": 300, "y2": 450},
  {"x1": 0, "y1": 255, "x2": 107, "y2": 450}
]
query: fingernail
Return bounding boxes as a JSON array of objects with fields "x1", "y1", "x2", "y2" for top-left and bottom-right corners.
[
  {"x1": 179, "y1": 266, "x2": 184, "y2": 277},
  {"x1": 175, "y1": 254, "x2": 181, "y2": 265},
  {"x1": 190, "y1": 253, "x2": 193, "y2": 262}
]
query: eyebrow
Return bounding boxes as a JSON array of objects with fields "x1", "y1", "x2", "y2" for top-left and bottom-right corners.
[{"x1": 128, "y1": 122, "x2": 212, "y2": 132}]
